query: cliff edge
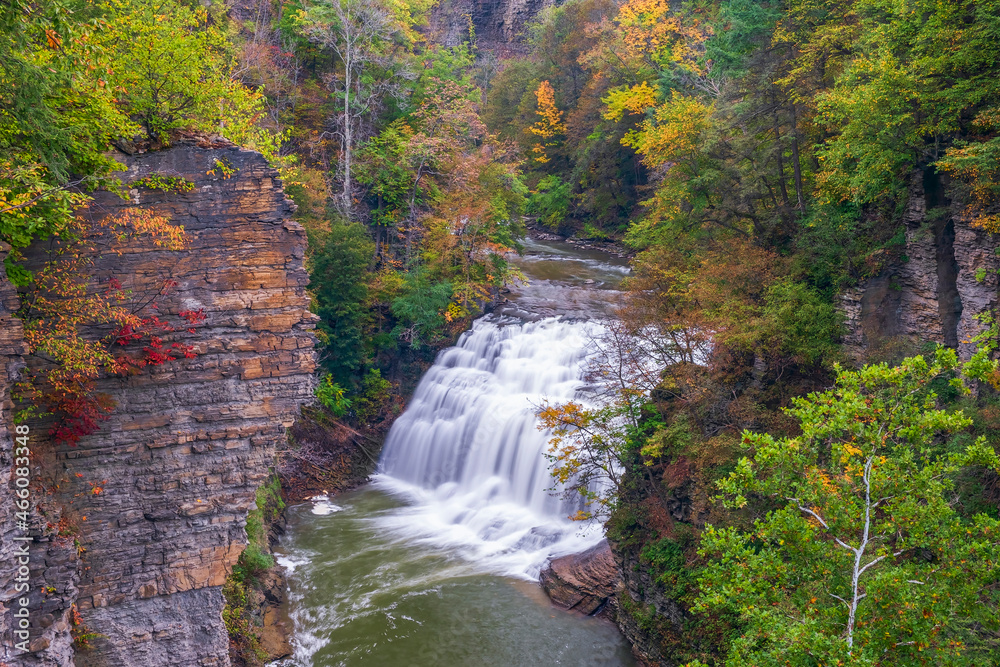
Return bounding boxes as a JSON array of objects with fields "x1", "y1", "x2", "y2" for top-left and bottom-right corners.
[{"x1": 1, "y1": 141, "x2": 316, "y2": 666}]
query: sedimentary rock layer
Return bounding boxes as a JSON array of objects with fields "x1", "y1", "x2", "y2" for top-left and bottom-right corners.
[
  {"x1": 841, "y1": 170, "x2": 999, "y2": 360},
  {"x1": 540, "y1": 540, "x2": 619, "y2": 615},
  {"x1": 7, "y1": 140, "x2": 316, "y2": 666}
]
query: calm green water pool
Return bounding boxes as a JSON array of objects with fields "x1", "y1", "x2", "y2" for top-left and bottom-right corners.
[{"x1": 273, "y1": 487, "x2": 636, "y2": 667}]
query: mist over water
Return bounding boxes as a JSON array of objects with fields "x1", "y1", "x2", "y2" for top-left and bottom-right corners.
[
  {"x1": 274, "y1": 238, "x2": 636, "y2": 666},
  {"x1": 375, "y1": 316, "x2": 607, "y2": 579},
  {"x1": 275, "y1": 493, "x2": 635, "y2": 667}
]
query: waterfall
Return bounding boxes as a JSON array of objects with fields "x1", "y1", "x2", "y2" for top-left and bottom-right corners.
[{"x1": 375, "y1": 315, "x2": 606, "y2": 579}]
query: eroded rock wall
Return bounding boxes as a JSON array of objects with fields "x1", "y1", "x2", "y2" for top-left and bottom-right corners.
[
  {"x1": 540, "y1": 539, "x2": 618, "y2": 615},
  {"x1": 842, "y1": 171, "x2": 999, "y2": 361},
  {"x1": 610, "y1": 543, "x2": 685, "y2": 667},
  {"x1": 11, "y1": 141, "x2": 316, "y2": 666},
  {"x1": 426, "y1": 0, "x2": 559, "y2": 52}
]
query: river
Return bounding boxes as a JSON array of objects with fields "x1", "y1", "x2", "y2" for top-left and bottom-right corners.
[{"x1": 273, "y1": 237, "x2": 637, "y2": 666}]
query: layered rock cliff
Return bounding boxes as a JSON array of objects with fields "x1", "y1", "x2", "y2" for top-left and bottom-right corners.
[
  {"x1": 427, "y1": 0, "x2": 559, "y2": 51},
  {"x1": 1, "y1": 140, "x2": 316, "y2": 666},
  {"x1": 842, "y1": 170, "x2": 999, "y2": 360}
]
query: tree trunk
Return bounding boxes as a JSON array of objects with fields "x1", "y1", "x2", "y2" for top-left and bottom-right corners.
[
  {"x1": 772, "y1": 93, "x2": 790, "y2": 209},
  {"x1": 790, "y1": 104, "x2": 806, "y2": 212},
  {"x1": 342, "y1": 48, "x2": 353, "y2": 215}
]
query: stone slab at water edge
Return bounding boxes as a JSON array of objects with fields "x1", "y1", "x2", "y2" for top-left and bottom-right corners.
[{"x1": 540, "y1": 540, "x2": 620, "y2": 616}]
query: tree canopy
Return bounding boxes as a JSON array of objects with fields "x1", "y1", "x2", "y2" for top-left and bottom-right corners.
[{"x1": 698, "y1": 350, "x2": 1000, "y2": 664}]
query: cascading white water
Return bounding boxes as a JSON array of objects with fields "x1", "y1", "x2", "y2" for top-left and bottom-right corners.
[
  {"x1": 274, "y1": 239, "x2": 639, "y2": 666},
  {"x1": 374, "y1": 315, "x2": 607, "y2": 579}
]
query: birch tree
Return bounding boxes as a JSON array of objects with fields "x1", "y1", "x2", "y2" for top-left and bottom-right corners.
[
  {"x1": 695, "y1": 348, "x2": 1000, "y2": 665},
  {"x1": 302, "y1": 0, "x2": 402, "y2": 215}
]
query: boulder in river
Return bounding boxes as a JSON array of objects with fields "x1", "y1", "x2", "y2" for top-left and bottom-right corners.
[{"x1": 540, "y1": 540, "x2": 620, "y2": 615}]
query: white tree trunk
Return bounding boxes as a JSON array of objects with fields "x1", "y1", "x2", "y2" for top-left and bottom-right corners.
[
  {"x1": 845, "y1": 454, "x2": 876, "y2": 652},
  {"x1": 342, "y1": 46, "x2": 352, "y2": 214}
]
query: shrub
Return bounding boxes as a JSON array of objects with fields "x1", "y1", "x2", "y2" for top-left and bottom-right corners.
[
  {"x1": 527, "y1": 174, "x2": 571, "y2": 229},
  {"x1": 353, "y1": 368, "x2": 392, "y2": 424},
  {"x1": 315, "y1": 374, "x2": 351, "y2": 417},
  {"x1": 759, "y1": 279, "x2": 843, "y2": 368}
]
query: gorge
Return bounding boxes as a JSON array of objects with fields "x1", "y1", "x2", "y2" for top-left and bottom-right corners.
[
  {"x1": 275, "y1": 236, "x2": 635, "y2": 665},
  {"x1": 4, "y1": 0, "x2": 1000, "y2": 665}
]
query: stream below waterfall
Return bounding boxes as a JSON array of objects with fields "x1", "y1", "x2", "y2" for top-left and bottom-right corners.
[{"x1": 273, "y1": 237, "x2": 637, "y2": 666}]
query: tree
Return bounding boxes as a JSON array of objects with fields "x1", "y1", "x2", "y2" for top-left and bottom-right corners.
[
  {"x1": 538, "y1": 317, "x2": 704, "y2": 520},
  {"x1": 1, "y1": 0, "x2": 280, "y2": 282},
  {"x1": 302, "y1": 0, "x2": 405, "y2": 215},
  {"x1": 356, "y1": 76, "x2": 527, "y2": 329},
  {"x1": 94, "y1": 0, "x2": 276, "y2": 154},
  {"x1": 816, "y1": 0, "x2": 1000, "y2": 205},
  {"x1": 417, "y1": 139, "x2": 526, "y2": 319},
  {"x1": 310, "y1": 220, "x2": 374, "y2": 385},
  {"x1": 695, "y1": 349, "x2": 1000, "y2": 665},
  {"x1": 526, "y1": 80, "x2": 566, "y2": 165},
  {"x1": 388, "y1": 266, "x2": 452, "y2": 348},
  {"x1": 0, "y1": 0, "x2": 130, "y2": 279},
  {"x1": 355, "y1": 119, "x2": 420, "y2": 253}
]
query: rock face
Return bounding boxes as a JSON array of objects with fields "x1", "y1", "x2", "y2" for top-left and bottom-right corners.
[
  {"x1": 427, "y1": 0, "x2": 560, "y2": 51},
  {"x1": 842, "y1": 170, "x2": 999, "y2": 360},
  {"x1": 610, "y1": 542, "x2": 687, "y2": 667},
  {"x1": 251, "y1": 569, "x2": 293, "y2": 661},
  {"x1": 540, "y1": 540, "x2": 619, "y2": 615},
  {"x1": 0, "y1": 244, "x2": 30, "y2": 663},
  {"x1": 2, "y1": 141, "x2": 316, "y2": 666}
]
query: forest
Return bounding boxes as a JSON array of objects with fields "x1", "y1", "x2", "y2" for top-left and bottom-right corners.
[{"x1": 3, "y1": 0, "x2": 1000, "y2": 665}]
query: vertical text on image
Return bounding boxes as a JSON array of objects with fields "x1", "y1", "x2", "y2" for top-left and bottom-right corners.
[{"x1": 13, "y1": 423, "x2": 32, "y2": 652}]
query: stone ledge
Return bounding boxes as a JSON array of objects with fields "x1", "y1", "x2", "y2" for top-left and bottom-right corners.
[{"x1": 540, "y1": 540, "x2": 620, "y2": 615}]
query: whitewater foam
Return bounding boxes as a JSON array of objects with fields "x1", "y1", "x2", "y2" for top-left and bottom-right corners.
[{"x1": 376, "y1": 316, "x2": 607, "y2": 579}]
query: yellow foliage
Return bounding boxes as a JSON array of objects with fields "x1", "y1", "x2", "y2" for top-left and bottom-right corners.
[
  {"x1": 623, "y1": 91, "x2": 714, "y2": 168},
  {"x1": 842, "y1": 443, "x2": 862, "y2": 460},
  {"x1": 615, "y1": 0, "x2": 712, "y2": 75},
  {"x1": 603, "y1": 81, "x2": 659, "y2": 122},
  {"x1": 526, "y1": 81, "x2": 566, "y2": 164}
]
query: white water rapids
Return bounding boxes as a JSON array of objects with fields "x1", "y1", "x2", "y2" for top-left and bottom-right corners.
[
  {"x1": 374, "y1": 315, "x2": 607, "y2": 578},
  {"x1": 274, "y1": 239, "x2": 636, "y2": 666}
]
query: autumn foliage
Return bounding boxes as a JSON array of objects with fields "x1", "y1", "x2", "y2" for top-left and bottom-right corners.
[
  {"x1": 18, "y1": 207, "x2": 204, "y2": 445},
  {"x1": 526, "y1": 81, "x2": 566, "y2": 164}
]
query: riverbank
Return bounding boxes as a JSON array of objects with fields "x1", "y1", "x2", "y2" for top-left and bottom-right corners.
[{"x1": 526, "y1": 220, "x2": 633, "y2": 259}]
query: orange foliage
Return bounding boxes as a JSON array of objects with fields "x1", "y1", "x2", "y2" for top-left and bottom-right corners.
[
  {"x1": 625, "y1": 235, "x2": 792, "y2": 379},
  {"x1": 526, "y1": 81, "x2": 566, "y2": 164},
  {"x1": 420, "y1": 142, "x2": 524, "y2": 315},
  {"x1": 18, "y1": 206, "x2": 203, "y2": 445}
]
